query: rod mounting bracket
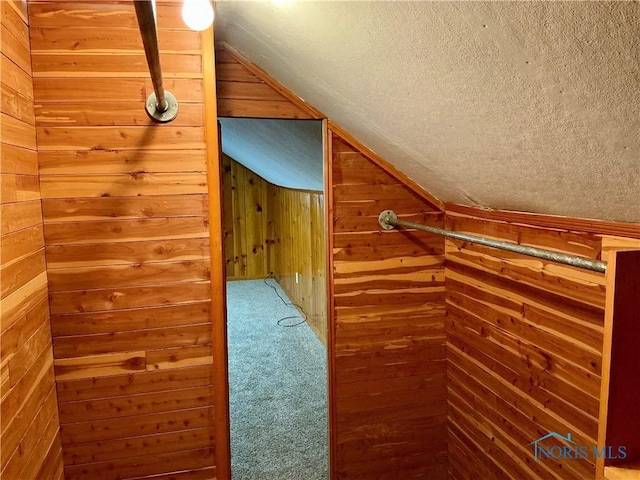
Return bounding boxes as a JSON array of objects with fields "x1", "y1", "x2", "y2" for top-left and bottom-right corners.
[
  {"x1": 378, "y1": 210, "x2": 397, "y2": 230},
  {"x1": 146, "y1": 90, "x2": 178, "y2": 123}
]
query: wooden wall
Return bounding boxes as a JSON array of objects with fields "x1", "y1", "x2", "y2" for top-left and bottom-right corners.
[
  {"x1": 599, "y1": 249, "x2": 640, "y2": 471},
  {"x1": 268, "y1": 183, "x2": 326, "y2": 343},
  {"x1": 216, "y1": 43, "x2": 327, "y2": 342},
  {"x1": 328, "y1": 130, "x2": 448, "y2": 479},
  {"x1": 221, "y1": 154, "x2": 327, "y2": 342},
  {"x1": 222, "y1": 153, "x2": 269, "y2": 280},
  {"x1": 28, "y1": 2, "x2": 217, "y2": 478},
  {"x1": 445, "y1": 210, "x2": 607, "y2": 479},
  {"x1": 0, "y1": 1, "x2": 65, "y2": 478},
  {"x1": 216, "y1": 46, "x2": 321, "y2": 120}
]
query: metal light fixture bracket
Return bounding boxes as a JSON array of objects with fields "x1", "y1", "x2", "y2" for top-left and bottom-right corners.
[
  {"x1": 378, "y1": 210, "x2": 397, "y2": 230},
  {"x1": 146, "y1": 90, "x2": 179, "y2": 123}
]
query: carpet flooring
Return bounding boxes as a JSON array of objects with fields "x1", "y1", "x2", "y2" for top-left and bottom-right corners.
[{"x1": 226, "y1": 279, "x2": 328, "y2": 480}]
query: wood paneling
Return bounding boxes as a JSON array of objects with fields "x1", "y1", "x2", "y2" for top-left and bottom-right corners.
[
  {"x1": 29, "y1": 1, "x2": 217, "y2": 478},
  {"x1": 447, "y1": 203, "x2": 640, "y2": 240},
  {"x1": 216, "y1": 43, "x2": 320, "y2": 119},
  {"x1": 598, "y1": 250, "x2": 640, "y2": 476},
  {"x1": 0, "y1": 1, "x2": 64, "y2": 478},
  {"x1": 268, "y1": 183, "x2": 327, "y2": 343},
  {"x1": 329, "y1": 129, "x2": 448, "y2": 479},
  {"x1": 222, "y1": 154, "x2": 269, "y2": 280},
  {"x1": 445, "y1": 210, "x2": 607, "y2": 480},
  {"x1": 221, "y1": 155, "x2": 327, "y2": 342}
]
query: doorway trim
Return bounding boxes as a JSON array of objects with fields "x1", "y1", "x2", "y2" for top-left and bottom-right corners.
[
  {"x1": 207, "y1": 40, "x2": 332, "y2": 480},
  {"x1": 203, "y1": 27, "x2": 232, "y2": 480}
]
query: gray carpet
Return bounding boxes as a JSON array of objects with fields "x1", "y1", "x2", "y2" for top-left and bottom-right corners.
[{"x1": 226, "y1": 279, "x2": 328, "y2": 480}]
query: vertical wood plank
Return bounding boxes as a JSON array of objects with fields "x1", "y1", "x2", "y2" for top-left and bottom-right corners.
[{"x1": 203, "y1": 25, "x2": 231, "y2": 480}]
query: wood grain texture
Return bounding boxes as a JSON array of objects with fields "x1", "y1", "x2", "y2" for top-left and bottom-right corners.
[
  {"x1": 329, "y1": 129, "x2": 447, "y2": 479},
  {"x1": 28, "y1": 1, "x2": 216, "y2": 478},
  {"x1": 215, "y1": 45, "x2": 315, "y2": 119},
  {"x1": 598, "y1": 250, "x2": 640, "y2": 474},
  {"x1": 38, "y1": 149, "x2": 207, "y2": 175},
  {"x1": 1, "y1": 2, "x2": 64, "y2": 478},
  {"x1": 222, "y1": 154, "x2": 269, "y2": 280},
  {"x1": 221, "y1": 155, "x2": 327, "y2": 342},
  {"x1": 28, "y1": 2, "x2": 190, "y2": 30},
  {"x1": 218, "y1": 43, "x2": 324, "y2": 119},
  {"x1": 202, "y1": 24, "x2": 231, "y2": 480},
  {"x1": 268, "y1": 183, "x2": 327, "y2": 343},
  {"x1": 445, "y1": 210, "x2": 607, "y2": 480},
  {"x1": 447, "y1": 203, "x2": 640, "y2": 240}
]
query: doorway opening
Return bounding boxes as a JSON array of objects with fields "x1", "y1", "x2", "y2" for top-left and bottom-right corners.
[{"x1": 219, "y1": 118, "x2": 328, "y2": 479}]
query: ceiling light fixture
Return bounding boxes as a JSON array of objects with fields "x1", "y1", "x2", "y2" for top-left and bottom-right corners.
[{"x1": 182, "y1": 0, "x2": 214, "y2": 31}]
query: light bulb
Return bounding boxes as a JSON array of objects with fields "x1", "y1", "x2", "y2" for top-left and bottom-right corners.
[{"x1": 182, "y1": 0, "x2": 214, "y2": 31}]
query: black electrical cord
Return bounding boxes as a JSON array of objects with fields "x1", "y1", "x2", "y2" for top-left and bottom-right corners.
[{"x1": 263, "y1": 275, "x2": 308, "y2": 327}]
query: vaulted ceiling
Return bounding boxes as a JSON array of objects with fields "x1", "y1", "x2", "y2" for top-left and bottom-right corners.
[{"x1": 216, "y1": 1, "x2": 639, "y2": 223}]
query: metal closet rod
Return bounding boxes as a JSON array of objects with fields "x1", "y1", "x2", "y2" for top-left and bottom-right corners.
[
  {"x1": 134, "y1": 0, "x2": 178, "y2": 123},
  {"x1": 378, "y1": 210, "x2": 607, "y2": 273}
]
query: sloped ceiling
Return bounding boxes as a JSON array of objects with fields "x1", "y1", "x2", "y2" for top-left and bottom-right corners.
[
  {"x1": 220, "y1": 118, "x2": 324, "y2": 191},
  {"x1": 216, "y1": 1, "x2": 640, "y2": 223}
]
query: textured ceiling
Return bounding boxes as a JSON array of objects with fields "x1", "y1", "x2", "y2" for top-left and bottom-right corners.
[
  {"x1": 220, "y1": 118, "x2": 324, "y2": 191},
  {"x1": 216, "y1": 1, "x2": 640, "y2": 223}
]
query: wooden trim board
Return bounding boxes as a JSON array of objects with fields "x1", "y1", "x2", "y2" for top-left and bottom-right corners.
[{"x1": 204, "y1": 27, "x2": 231, "y2": 480}]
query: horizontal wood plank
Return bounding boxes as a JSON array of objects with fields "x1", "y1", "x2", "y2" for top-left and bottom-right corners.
[
  {"x1": 1, "y1": 23, "x2": 31, "y2": 74},
  {"x1": 0, "y1": 200, "x2": 43, "y2": 234},
  {"x1": 1, "y1": 53, "x2": 33, "y2": 98},
  {"x1": 33, "y1": 78, "x2": 203, "y2": 103},
  {"x1": 38, "y1": 150, "x2": 207, "y2": 175},
  {"x1": 60, "y1": 407, "x2": 214, "y2": 444},
  {"x1": 32, "y1": 53, "x2": 202, "y2": 78},
  {"x1": 63, "y1": 447, "x2": 215, "y2": 480},
  {"x1": 47, "y1": 259, "x2": 210, "y2": 291},
  {"x1": 49, "y1": 281, "x2": 211, "y2": 314},
  {"x1": 1, "y1": 82, "x2": 36, "y2": 124},
  {"x1": 36, "y1": 126, "x2": 206, "y2": 151},
  {"x1": 40, "y1": 172, "x2": 206, "y2": 198},
  {"x1": 35, "y1": 101, "x2": 204, "y2": 127},
  {"x1": 0, "y1": 248, "x2": 46, "y2": 299},
  {"x1": 53, "y1": 323, "x2": 211, "y2": 358},
  {"x1": 44, "y1": 216, "x2": 209, "y2": 245},
  {"x1": 54, "y1": 351, "x2": 146, "y2": 381},
  {"x1": 1, "y1": 112, "x2": 37, "y2": 149},
  {"x1": 0, "y1": 173, "x2": 40, "y2": 203},
  {"x1": 62, "y1": 427, "x2": 215, "y2": 466},
  {"x1": 216, "y1": 80, "x2": 288, "y2": 102},
  {"x1": 30, "y1": 26, "x2": 201, "y2": 53},
  {"x1": 51, "y1": 302, "x2": 210, "y2": 336},
  {"x1": 58, "y1": 385, "x2": 214, "y2": 423},
  {"x1": 0, "y1": 224, "x2": 44, "y2": 265},
  {"x1": 42, "y1": 195, "x2": 207, "y2": 222},
  {"x1": 217, "y1": 98, "x2": 312, "y2": 119},
  {"x1": 0, "y1": 142, "x2": 38, "y2": 175},
  {"x1": 28, "y1": 2, "x2": 190, "y2": 29},
  {"x1": 56, "y1": 365, "x2": 213, "y2": 403},
  {"x1": 46, "y1": 238, "x2": 210, "y2": 267}
]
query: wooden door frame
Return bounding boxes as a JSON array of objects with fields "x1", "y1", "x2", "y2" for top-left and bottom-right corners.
[
  {"x1": 207, "y1": 109, "x2": 333, "y2": 478},
  {"x1": 323, "y1": 120, "x2": 337, "y2": 479},
  {"x1": 202, "y1": 26, "x2": 232, "y2": 480}
]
